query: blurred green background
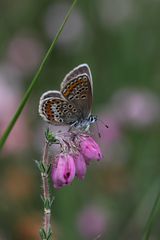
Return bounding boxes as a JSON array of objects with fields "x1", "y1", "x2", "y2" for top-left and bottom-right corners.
[{"x1": 0, "y1": 0, "x2": 160, "y2": 239}]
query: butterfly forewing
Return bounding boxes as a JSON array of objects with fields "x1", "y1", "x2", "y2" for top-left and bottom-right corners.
[
  {"x1": 60, "y1": 65, "x2": 93, "y2": 120},
  {"x1": 60, "y1": 64, "x2": 93, "y2": 92},
  {"x1": 61, "y1": 75, "x2": 92, "y2": 119}
]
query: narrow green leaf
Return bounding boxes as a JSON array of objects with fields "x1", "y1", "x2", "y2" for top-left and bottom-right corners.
[
  {"x1": 46, "y1": 164, "x2": 51, "y2": 175},
  {"x1": 39, "y1": 228, "x2": 47, "y2": 239},
  {"x1": 0, "y1": 0, "x2": 78, "y2": 150},
  {"x1": 44, "y1": 199, "x2": 50, "y2": 210},
  {"x1": 47, "y1": 231, "x2": 52, "y2": 240},
  {"x1": 50, "y1": 196, "x2": 55, "y2": 207},
  {"x1": 35, "y1": 160, "x2": 45, "y2": 173},
  {"x1": 45, "y1": 128, "x2": 58, "y2": 144},
  {"x1": 142, "y1": 190, "x2": 160, "y2": 240}
]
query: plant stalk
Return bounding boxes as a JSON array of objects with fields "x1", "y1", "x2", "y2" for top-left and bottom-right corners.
[
  {"x1": 0, "y1": 0, "x2": 78, "y2": 150},
  {"x1": 42, "y1": 141, "x2": 51, "y2": 236}
]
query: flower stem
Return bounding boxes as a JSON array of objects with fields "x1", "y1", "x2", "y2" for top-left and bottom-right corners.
[
  {"x1": 42, "y1": 141, "x2": 51, "y2": 236},
  {"x1": 37, "y1": 129, "x2": 57, "y2": 240},
  {"x1": 39, "y1": 140, "x2": 53, "y2": 240}
]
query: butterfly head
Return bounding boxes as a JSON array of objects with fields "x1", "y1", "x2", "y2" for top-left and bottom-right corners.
[{"x1": 70, "y1": 114, "x2": 97, "y2": 132}]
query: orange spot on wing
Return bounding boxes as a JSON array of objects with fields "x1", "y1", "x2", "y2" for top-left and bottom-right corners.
[
  {"x1": 63, "y1": 79, "x2": 84, "y2": 97},
  {"x1": 46, "y1": 109, "x2": 52, "y2": 116},
  {"x1": 44, "y1": 103, "x2": 53, "y2": 117}
]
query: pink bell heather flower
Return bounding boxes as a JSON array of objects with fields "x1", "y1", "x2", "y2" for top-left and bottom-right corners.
[
  {"x1": 49, "y1": 130, "x2": 103, "y2": 188},
  {"x1": 80, "y1": 136, "x2": 102, "y2": 161},
  {"x1": 74, "y1": 153, "x2": 87, "y2": 180},
  {"x1": 52, "y1": 153, "x2": 76, "y2": 189}
]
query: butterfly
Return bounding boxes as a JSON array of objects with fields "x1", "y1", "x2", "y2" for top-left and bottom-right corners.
[{"x1": 39, "y1": 64, "x2": 97, "y2": 131}]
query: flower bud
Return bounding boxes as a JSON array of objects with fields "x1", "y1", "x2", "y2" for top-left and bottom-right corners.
[
  {"x1": 52, "y1": 153, "x2": 76, "y2": 188},
  {"x1": 74, "y1": 153, "x2": 87, "y2": 180},
  {"x1": 80, "y1": 136, "x2": 102, "y2": 161}
]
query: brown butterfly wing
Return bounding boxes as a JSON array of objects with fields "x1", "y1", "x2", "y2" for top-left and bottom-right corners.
[
  {"x1": 39, "y1": 91, "x2": 81, "y2": 125},
  {"x1": 60, "y1": 74, "x2": 92, "y2": 120},
  {"x1": 61, "y1": 64, "x2": 93, "y2": 93}
]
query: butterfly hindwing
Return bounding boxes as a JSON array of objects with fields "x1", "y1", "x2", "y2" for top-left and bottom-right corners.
[{"x1": 39, "y1": 91, "x2": 80, "y2": 125}]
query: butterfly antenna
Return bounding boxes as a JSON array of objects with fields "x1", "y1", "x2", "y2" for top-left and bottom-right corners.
[{"x1": 98, "y1": 118, "x2": 109, "y2": 128}]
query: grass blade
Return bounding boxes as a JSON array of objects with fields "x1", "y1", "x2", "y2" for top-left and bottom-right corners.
[
  {"x1": 142, "y1": 189, "x2": 160, "y2": 240},
  {"x1": 0, "y1": 0, "x2": 77, "y2": 150}
]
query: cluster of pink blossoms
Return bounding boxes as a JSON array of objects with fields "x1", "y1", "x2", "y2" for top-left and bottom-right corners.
[{"x1": 51, "y1": 132, "x2": 102, "y2": 188}]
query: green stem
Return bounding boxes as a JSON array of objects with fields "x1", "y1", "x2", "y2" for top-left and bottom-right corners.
[
  {"x1": 142, "y1": 189, "x2": 160, "y2": 240},
  {"x1": 41, "y1": 141, "x2": 51, "y2": 239},
  {"x1": 0, "y1": 0, "x2": 77, "y2": 150}
]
